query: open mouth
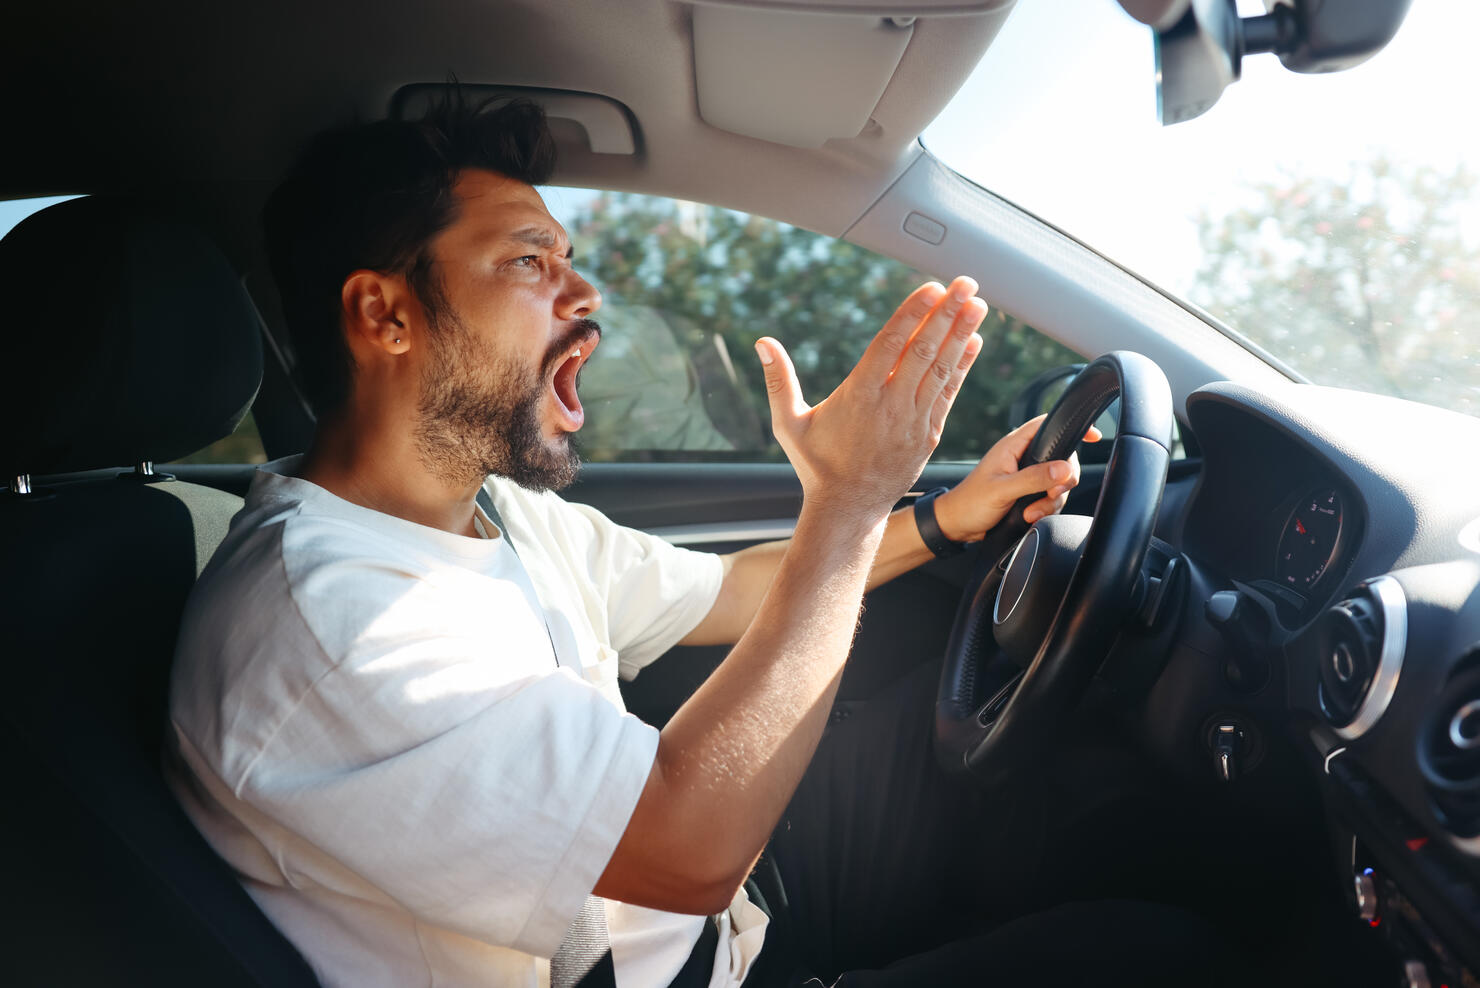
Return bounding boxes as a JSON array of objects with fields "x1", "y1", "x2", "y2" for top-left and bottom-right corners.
[{"x1": 550, "y1": 329, "x2": 599, "y2": 431}]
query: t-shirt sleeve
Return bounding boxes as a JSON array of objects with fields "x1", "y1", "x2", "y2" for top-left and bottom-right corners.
[
  {"x1": 238, "y1": 571, "x2": 658, "y2": 959},
  {"x1": 543, "y1": 496, "x2": 725, "y2": 679}
]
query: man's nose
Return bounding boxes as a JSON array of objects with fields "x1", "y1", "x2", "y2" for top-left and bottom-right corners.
[{"x1": 557, "y1": 270, "x2": 602, "y2": 320}]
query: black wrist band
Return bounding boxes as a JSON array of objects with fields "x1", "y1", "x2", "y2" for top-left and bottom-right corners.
[{"x1": 913, "y1": 486, "x2": 967, "y2": 559}]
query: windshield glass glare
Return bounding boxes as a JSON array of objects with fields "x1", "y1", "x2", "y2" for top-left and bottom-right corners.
[{"x1": 923, "y1": 0, "x2": 1480, "y2": 418}]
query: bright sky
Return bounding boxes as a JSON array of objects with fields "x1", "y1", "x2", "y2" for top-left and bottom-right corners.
[
  {"x1": 0, "y1": 195, "x2": 79, "y2": 240},
  {"x1": 921, "y1": 0, "x2": 1480, "y2": 298}
]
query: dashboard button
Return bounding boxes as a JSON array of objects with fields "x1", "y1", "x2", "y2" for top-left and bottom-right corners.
[
  {"x1": 1400, "y1": 959, "x2": 1432, "y2": 988},
  {"x1": 1354, "y1": 868, "x2": 1378, "y2": 924}
]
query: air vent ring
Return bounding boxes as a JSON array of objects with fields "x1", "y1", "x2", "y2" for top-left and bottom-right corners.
[
  {"x1": 1316, "y1": 575, "x2": 1407, "y2": 741},
  {"x1": 1420, "y1": 656, "x2": 1480, "y2": 840},
  {"x1": 1453, "y1": 699, "x2": 1480, "y2": 752}
]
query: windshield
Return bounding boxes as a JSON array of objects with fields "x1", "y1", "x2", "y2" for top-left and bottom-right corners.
[{"x1": 923, "y1": 0, "x2": 1480, "y2": 418}]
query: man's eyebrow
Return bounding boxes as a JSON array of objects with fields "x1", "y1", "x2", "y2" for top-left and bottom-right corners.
[{"x1": 507, "y1": 225, "x2": 571, "y2": 257}]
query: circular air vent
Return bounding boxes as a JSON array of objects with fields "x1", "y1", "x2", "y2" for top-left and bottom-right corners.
[
  {"x1": 1315, "y1": 576, "x2": 1407, "y2": 738},
  {"x1": 1420, "y1": 655, "x2": 1480, "y2": 839}
]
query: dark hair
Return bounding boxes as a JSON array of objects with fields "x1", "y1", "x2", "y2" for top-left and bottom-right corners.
[{"x1": 263, "y1": 94, "x2": 557, "y2": 416}]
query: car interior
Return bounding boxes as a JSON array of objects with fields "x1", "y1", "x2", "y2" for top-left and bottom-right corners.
[{"x1": 3, "y1": 0, "x2": 1478, "y2": 986}]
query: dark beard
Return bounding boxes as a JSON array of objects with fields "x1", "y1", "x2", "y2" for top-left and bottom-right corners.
[{"x1": 414, "y1": 307, "x2": 598, "y2": 493}]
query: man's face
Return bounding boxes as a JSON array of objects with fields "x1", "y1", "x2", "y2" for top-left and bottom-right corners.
[{"x1": 411, "y1": 169, "x2": 602, "y2": 492}]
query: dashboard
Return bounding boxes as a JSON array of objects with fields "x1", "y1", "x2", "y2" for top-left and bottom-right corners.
[
  {"x1": 1167, "y1": 382, "x2": 1480, "y2": 986},
  {"x1": 1179, "y1": 392, "x2": 1369, "y2": 627}
]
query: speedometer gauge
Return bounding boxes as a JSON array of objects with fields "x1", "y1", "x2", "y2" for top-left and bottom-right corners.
[{"x1": 1277, "y1": 488, "x2": 1344, "y2": 591}]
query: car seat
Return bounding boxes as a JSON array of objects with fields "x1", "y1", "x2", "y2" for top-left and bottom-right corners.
[{"x1": 0, "y1": 197, "x2": 319, "y2": 986}]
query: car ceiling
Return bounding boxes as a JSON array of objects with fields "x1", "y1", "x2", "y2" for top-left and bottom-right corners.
[{"x1": 4, "y1": 0, "x2": 1014, "y2": 240}]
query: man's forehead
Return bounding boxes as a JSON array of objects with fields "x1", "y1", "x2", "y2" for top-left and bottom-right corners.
[{"x1": 447, "y1": 169, "x2": 567, "y2": 247}]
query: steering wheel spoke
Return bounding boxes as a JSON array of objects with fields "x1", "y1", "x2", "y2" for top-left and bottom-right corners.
[{"x1": 976, "y1": 668, "x2": 1025, "y2": 727}]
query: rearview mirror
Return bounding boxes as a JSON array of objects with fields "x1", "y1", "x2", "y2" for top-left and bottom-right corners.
[{"x1": 1129, "y1": 0, "x2": 1415, "y2": 125}]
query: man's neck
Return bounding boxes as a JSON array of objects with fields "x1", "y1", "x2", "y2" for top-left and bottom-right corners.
[{"x1": 297, "y1": 409, "x2": 483, "y2": 538}]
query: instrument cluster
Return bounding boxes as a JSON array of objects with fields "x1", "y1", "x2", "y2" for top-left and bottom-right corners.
[{"x1": 1274, "y1": 486, "x2": 1351, "y2": 597}]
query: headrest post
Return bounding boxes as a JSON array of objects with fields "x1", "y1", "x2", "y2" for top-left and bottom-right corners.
[
  {"x1": 120, "y1": 460, "x2": 174, "y2": 484},
  {"x1": 12, "y1": 474, "x2": 31, "y2": 495}
]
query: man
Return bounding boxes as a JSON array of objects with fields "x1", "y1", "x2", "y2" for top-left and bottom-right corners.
[{"x1": 168, "y1": 97, "x2": 1218, "y2": 988}]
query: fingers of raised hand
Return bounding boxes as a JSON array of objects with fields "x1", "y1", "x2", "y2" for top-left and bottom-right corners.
[
  {"x1": 853, "y1": 281, "x2": 946, "y2": 389},
  {"x1": 916, "y1": 296, "x2": 988, "y2": 407},
  {"x1": 895, "y1": 277, "x2": 981, "y2": 396},
  {"x1": 928, "y1": 332, "x2": 984, "y2": 437}
]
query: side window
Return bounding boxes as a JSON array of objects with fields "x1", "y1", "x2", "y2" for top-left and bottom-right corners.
[
  {"x1": 546, "y1": 188, "x2": 1081, "y2": 463},
  {"x1": 171, "y1": 411, "x2": 268, "y2": 466},
  {"x1": 0, "y1": 194, "x2": 86, "y2": 238}
]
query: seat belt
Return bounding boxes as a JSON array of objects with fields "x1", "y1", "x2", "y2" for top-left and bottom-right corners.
[{"x1": 474, "y1": 484, "x2": 718, "y2": 988}]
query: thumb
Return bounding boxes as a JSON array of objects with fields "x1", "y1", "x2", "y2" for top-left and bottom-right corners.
[{"x1": 755, "y1": 337, "x2": 808, "y2": 434}]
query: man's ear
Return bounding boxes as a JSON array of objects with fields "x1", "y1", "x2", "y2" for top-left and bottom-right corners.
[{"x1": 341, "y1": 270, "x2": 412, "y2": 355}]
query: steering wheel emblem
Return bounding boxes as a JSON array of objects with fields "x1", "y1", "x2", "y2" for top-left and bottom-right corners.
[{"x1": 994, "y1": 529, "x2": 1040, "y2": 626}]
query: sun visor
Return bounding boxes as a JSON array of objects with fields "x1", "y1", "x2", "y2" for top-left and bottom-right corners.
[{"x1": 691, "y1": 5, "x2": 917, "y2": 148}]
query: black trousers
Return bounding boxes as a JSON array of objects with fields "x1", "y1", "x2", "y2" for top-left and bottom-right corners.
[{"x1": 739, "y1": 655, "x2": 1253, "y2": 987}]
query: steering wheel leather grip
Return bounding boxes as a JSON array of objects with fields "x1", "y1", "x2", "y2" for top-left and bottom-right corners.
[{"x1": 934, "y1": 351, "x2": 1174, "y2": 786}]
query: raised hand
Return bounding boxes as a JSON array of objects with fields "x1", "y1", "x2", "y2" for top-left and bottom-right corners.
[{"x1": 754, "y1": 276, "x2": 987, "y2": 521}]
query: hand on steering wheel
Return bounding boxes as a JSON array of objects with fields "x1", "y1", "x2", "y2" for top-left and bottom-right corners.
[{"x1": 933, "y1": 415, "x2": 1104, "y2": 545}]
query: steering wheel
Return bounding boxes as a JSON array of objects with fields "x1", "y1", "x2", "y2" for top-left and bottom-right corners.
[{"x1": 934, "y1": 351, "x2": 1174, "y2": 787}]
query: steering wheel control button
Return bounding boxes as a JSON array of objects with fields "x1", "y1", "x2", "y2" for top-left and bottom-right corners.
[
  {"x1": 1353, "y1": 868, "x2": 1378, "y2": 924},
  {"x1": 1401, "y1": 959, "x2": 1432, "y2": 988}
]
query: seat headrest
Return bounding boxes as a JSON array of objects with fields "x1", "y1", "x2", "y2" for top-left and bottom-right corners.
[{"x1": 0, "y1": 197, "x2": 263, "y2": 477}]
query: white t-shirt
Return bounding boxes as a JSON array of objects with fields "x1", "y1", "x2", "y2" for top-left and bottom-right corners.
[{"x1": 167, "y1": 457, "x2": 769, "y2": 987}]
